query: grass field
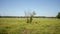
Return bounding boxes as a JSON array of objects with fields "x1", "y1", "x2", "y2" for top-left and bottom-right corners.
[{"x1": 0, "y1": 18, "x2": 60, "y2": 34}]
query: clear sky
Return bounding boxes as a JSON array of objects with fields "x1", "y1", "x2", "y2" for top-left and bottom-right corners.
[{"x1": 0, "y1": 0, "x2": 60, "y2": 17}]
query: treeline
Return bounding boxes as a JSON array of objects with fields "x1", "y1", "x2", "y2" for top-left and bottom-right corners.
[{"x1": 0, "y1": 16, "x2": 56, "y2": 18}]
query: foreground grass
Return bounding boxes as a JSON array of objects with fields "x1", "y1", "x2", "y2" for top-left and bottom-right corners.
[{"x1": 0, "y1": 18, "x2": 60, "y2": 34}]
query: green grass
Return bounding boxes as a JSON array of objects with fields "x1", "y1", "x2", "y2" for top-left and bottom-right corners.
[{"x1": 0, "y1": 18, "x2": 60, "y2": 34}]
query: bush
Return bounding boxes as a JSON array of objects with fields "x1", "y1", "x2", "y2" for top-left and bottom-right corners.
[
  {"x1": 0, "y1": 27, "x2": 8, "y2": 34},
  {"x1": 57, "y1": 12, "x2": 60, "y2": 19}
]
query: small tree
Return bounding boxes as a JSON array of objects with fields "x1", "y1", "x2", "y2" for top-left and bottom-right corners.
[
  {"x1": 24, "y1": 11, "x2": 36, "y2": 23},
  {"x1": 29, "y1": 11, "x2": 36, "y2": 23},
  {"x1": 24, "y1": 11, "x2": 29, "y2": 23},
  {"x1": 0, "y1": 14, "x2": 2, "y2": 18},
  {"x1": 57, "y1": 12, "x2": 60, "y2": 19}
]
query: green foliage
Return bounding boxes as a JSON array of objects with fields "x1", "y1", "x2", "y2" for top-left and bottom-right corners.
[
  {"x1": 0, "y1": 26, "x2": 9, "y2": 34},
  {"x1": 27, "y1": 18, "x2": 29, "y2": 23},
  {"x1": 57, "y1": 12, "x2": 60, "y2": 19},
  {"x1": 30, "y1": 16, "x2": 33, "y2": 23}
]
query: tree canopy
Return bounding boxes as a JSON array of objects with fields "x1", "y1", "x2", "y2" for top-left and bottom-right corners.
[{"x1": 57, "y1": 12, "x2": 60, "y2": 19}]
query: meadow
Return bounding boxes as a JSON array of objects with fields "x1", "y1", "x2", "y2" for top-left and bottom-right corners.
[{"x1": 0, "y1": 18, "x2": 60, "y2": 34}]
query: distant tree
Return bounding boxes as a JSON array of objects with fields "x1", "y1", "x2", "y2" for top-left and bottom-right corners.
[
  {"x1": 24, "y1": 11, "x2": 36, "y2": 23},
  {"x1": 0, "y1": 16, "x2": 1, "y2": 18},
  {"x1": 57, "y1": 12, "x2": 60, "y2": 19},
  {"x1": 24, "y1": 11, "x2": 29, "y2": 23},
  {"x1": 0, "y1": 14, "x2": 1, "y2": 18},
  {"x1": 29, "y1": 11, "x2": 36, "y2": 23}
]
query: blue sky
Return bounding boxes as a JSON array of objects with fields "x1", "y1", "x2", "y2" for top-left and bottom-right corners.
[{"x1": 0, "y1": 0, "x2": 60, "y2": 17}]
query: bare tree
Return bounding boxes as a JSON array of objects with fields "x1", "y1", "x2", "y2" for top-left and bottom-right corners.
[
  {"x1": 24, "y1": 11, "x2": 29, "y2": 23},
  {"x1": 24, "y1": 10, "x2": 36, "y2": 23},
  {"x1": 29, "y1": 11, "x2": 36, "y2": 23}
]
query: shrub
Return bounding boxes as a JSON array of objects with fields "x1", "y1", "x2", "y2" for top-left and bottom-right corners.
[{"x1": 56, "y1": 12, "x2": 60, "y2": 19}]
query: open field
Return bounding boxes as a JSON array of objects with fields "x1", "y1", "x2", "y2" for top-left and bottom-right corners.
[{"x1": 0, "y1": 18, "x2": 60, "y2": 34}]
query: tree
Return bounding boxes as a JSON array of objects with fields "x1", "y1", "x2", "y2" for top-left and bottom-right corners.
[
  {"x1": 24, "y1": 11, "x2": 29, "y2": 23},
  {"x1": 24, "y1": 11, "x2": 36, "y2": 23},
  {"x1": 0, "y1": 14, "x2": 1, "y2": 18},
  {"x1": 57, "y1": 12, "x2": 60, "y2": 19},
  {"x1": 29, "y1": 11, "x2": 36, "y2": 23}
]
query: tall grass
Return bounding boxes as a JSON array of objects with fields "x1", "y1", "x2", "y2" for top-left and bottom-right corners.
[{"x1": 0, "y1": 18, "x2": 60, "y2": 34}]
